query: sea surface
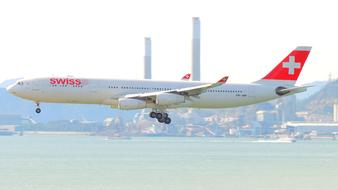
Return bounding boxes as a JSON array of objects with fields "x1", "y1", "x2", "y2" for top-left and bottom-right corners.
[{"x1": 0, "y1": 136, "x2": 337, "y2": 190}]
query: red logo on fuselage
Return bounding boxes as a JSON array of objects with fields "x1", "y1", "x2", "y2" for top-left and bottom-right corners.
[{"x1": 49, "y1": 78, "x2": 82, "y2": 85}]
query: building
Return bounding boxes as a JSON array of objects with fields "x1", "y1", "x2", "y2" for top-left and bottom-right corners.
[
  {"x1": 0, "y1": 114, "x2": 33, "y2": 126},
  {"x1": 256, "y1": 110, "x2": 278, "y2": 135},
  {"x1": 286, "y1": 122, "x2": 338, "y2": 136},
  {"x1": 333, "y1": 103, "x2": 338, "y2": 122}
]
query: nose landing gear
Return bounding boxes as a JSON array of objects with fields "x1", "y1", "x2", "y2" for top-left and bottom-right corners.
[
  {"x1": 35, "y1": 108, "x2": 41, "y2": 113},
  {"x1": 35, "y1": 102, "x2": 41, "y2": 114}
]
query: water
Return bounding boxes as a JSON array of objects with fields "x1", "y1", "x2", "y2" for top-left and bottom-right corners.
[{"x1": 1, "y1": 136, "x2": 338, "y2": 190}]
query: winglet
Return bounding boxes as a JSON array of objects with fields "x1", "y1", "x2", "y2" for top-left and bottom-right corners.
[
  {"x1": 217, "y1": 76, "x2": 229, "y2": 84},
  {"x1": 181, "y1": 73, "x2": 191, "y2": 81}
]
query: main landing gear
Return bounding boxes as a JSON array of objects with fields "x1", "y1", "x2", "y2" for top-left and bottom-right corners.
[
  {"x1": 35, "y1": 102, "x2": 41, "y2": 114},
  {"x1": 149, "y1": 111, "x2": 171, "y2": 124}
]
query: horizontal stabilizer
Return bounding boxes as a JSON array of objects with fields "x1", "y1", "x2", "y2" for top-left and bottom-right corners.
[{"x1": 276, "y1": 85, "x2": 313, "y2": 96}]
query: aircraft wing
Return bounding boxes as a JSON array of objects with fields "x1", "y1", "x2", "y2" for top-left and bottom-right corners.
[
  {"x1": 173, "y1": 76, "x2": 229, "y2": 96},
  {"x1": 124, "y1": 76, "x2": 229, "y2": 100}
]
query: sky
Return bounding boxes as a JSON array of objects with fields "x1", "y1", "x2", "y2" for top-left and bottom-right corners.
[{"x1": 0, "y1": 0, "x2": 337, "y2": 85}]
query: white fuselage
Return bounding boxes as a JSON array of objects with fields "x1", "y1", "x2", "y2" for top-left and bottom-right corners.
[{"x1": 7, "y1": 77, "x2": 283, "y2": 109}]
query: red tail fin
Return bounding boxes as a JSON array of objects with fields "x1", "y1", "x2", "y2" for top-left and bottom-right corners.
[{"x1": 262, "y1": 46, "x2": 311, "y2": 81}]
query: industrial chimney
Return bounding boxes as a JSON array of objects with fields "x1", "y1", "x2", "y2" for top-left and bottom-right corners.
[
  {"x1": 144, "y1": 37, "x2": 152, "y2": 79},
  {"x1": 192, "y1": 17, "x2": 201, "y2": 81}
]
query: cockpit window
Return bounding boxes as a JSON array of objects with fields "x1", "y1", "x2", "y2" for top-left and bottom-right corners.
[{"x1": 17, "y1": 82, "x2": 24, "y2": 85}]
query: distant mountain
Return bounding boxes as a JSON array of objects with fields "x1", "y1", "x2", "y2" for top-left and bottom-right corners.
[
  {"x1": 0, "y1": 87, "x2": 137, "y2": 123},
  {"x1": 296, "y1": 80, "x2": 328, "y2": 100},
  {"x1": 297, "y1": 79, "x2": 338, "y2": 121}
]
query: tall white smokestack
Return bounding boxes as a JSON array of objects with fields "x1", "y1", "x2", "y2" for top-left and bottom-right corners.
[
  {"x1": 144, "y1": 37, "x2": 152, "y2": 79},
  {"x1": 192, "y1": 17, "x2": 201, "y2": 81}
]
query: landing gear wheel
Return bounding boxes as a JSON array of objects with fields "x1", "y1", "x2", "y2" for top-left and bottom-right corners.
[
  {"x1": 35, "y1": 108, "x2": 41, "y2": 114},
  {"x1": 158, "y1": 117, "x2": 165, "y2": 123},
  {"x1": 150, "y1": 111, "x2": 157, "y2": 118},
  {"x1": 162, "y1": 113, "x2": 168, "y2": 118},
  {"x1": 156, "y1": 113, "x2": 163, "y2": 120},
  {"x1": 164, "y1": 117, "x2": 171, "y2": 124}
]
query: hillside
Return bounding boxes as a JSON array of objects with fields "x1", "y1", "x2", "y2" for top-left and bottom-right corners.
[
  {"x1": 295, "y1": 80, "x2": 327, "y2": 100},
  {"x1": 298, "y1": 79, "x2": 338, "y2": 121}
]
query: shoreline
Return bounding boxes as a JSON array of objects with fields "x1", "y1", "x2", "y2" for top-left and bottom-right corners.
[{"x1": 22, "y1": 131, "x2": 92, "y2": 136}]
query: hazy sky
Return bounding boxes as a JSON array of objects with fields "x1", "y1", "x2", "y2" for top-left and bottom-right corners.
[{"x1": 0, "y1": 0, "x2": 337, "y2": 85}]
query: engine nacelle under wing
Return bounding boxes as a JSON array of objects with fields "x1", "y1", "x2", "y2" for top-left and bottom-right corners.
[
  {"x1": 118, "y1": 98, "x2": 146, "y2": 110},
  {"x1": 156, "y1": 93, "x2": 185, "y2": 106}
]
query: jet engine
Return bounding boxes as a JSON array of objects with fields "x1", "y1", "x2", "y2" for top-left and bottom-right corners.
[
  {"x1": 156, "y1": 93, "x2": 185, "y2": 105},
  {"x1": 275, "y1": 86, "x2": 289, "y2": 96},
  {"x1": 118, "y1": 98, "x2": 146, "y2": 110}
]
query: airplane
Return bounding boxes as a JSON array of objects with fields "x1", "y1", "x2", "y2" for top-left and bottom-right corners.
[{"x1": 7, "y1": 46, "x2": 312, "y2": 124}]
